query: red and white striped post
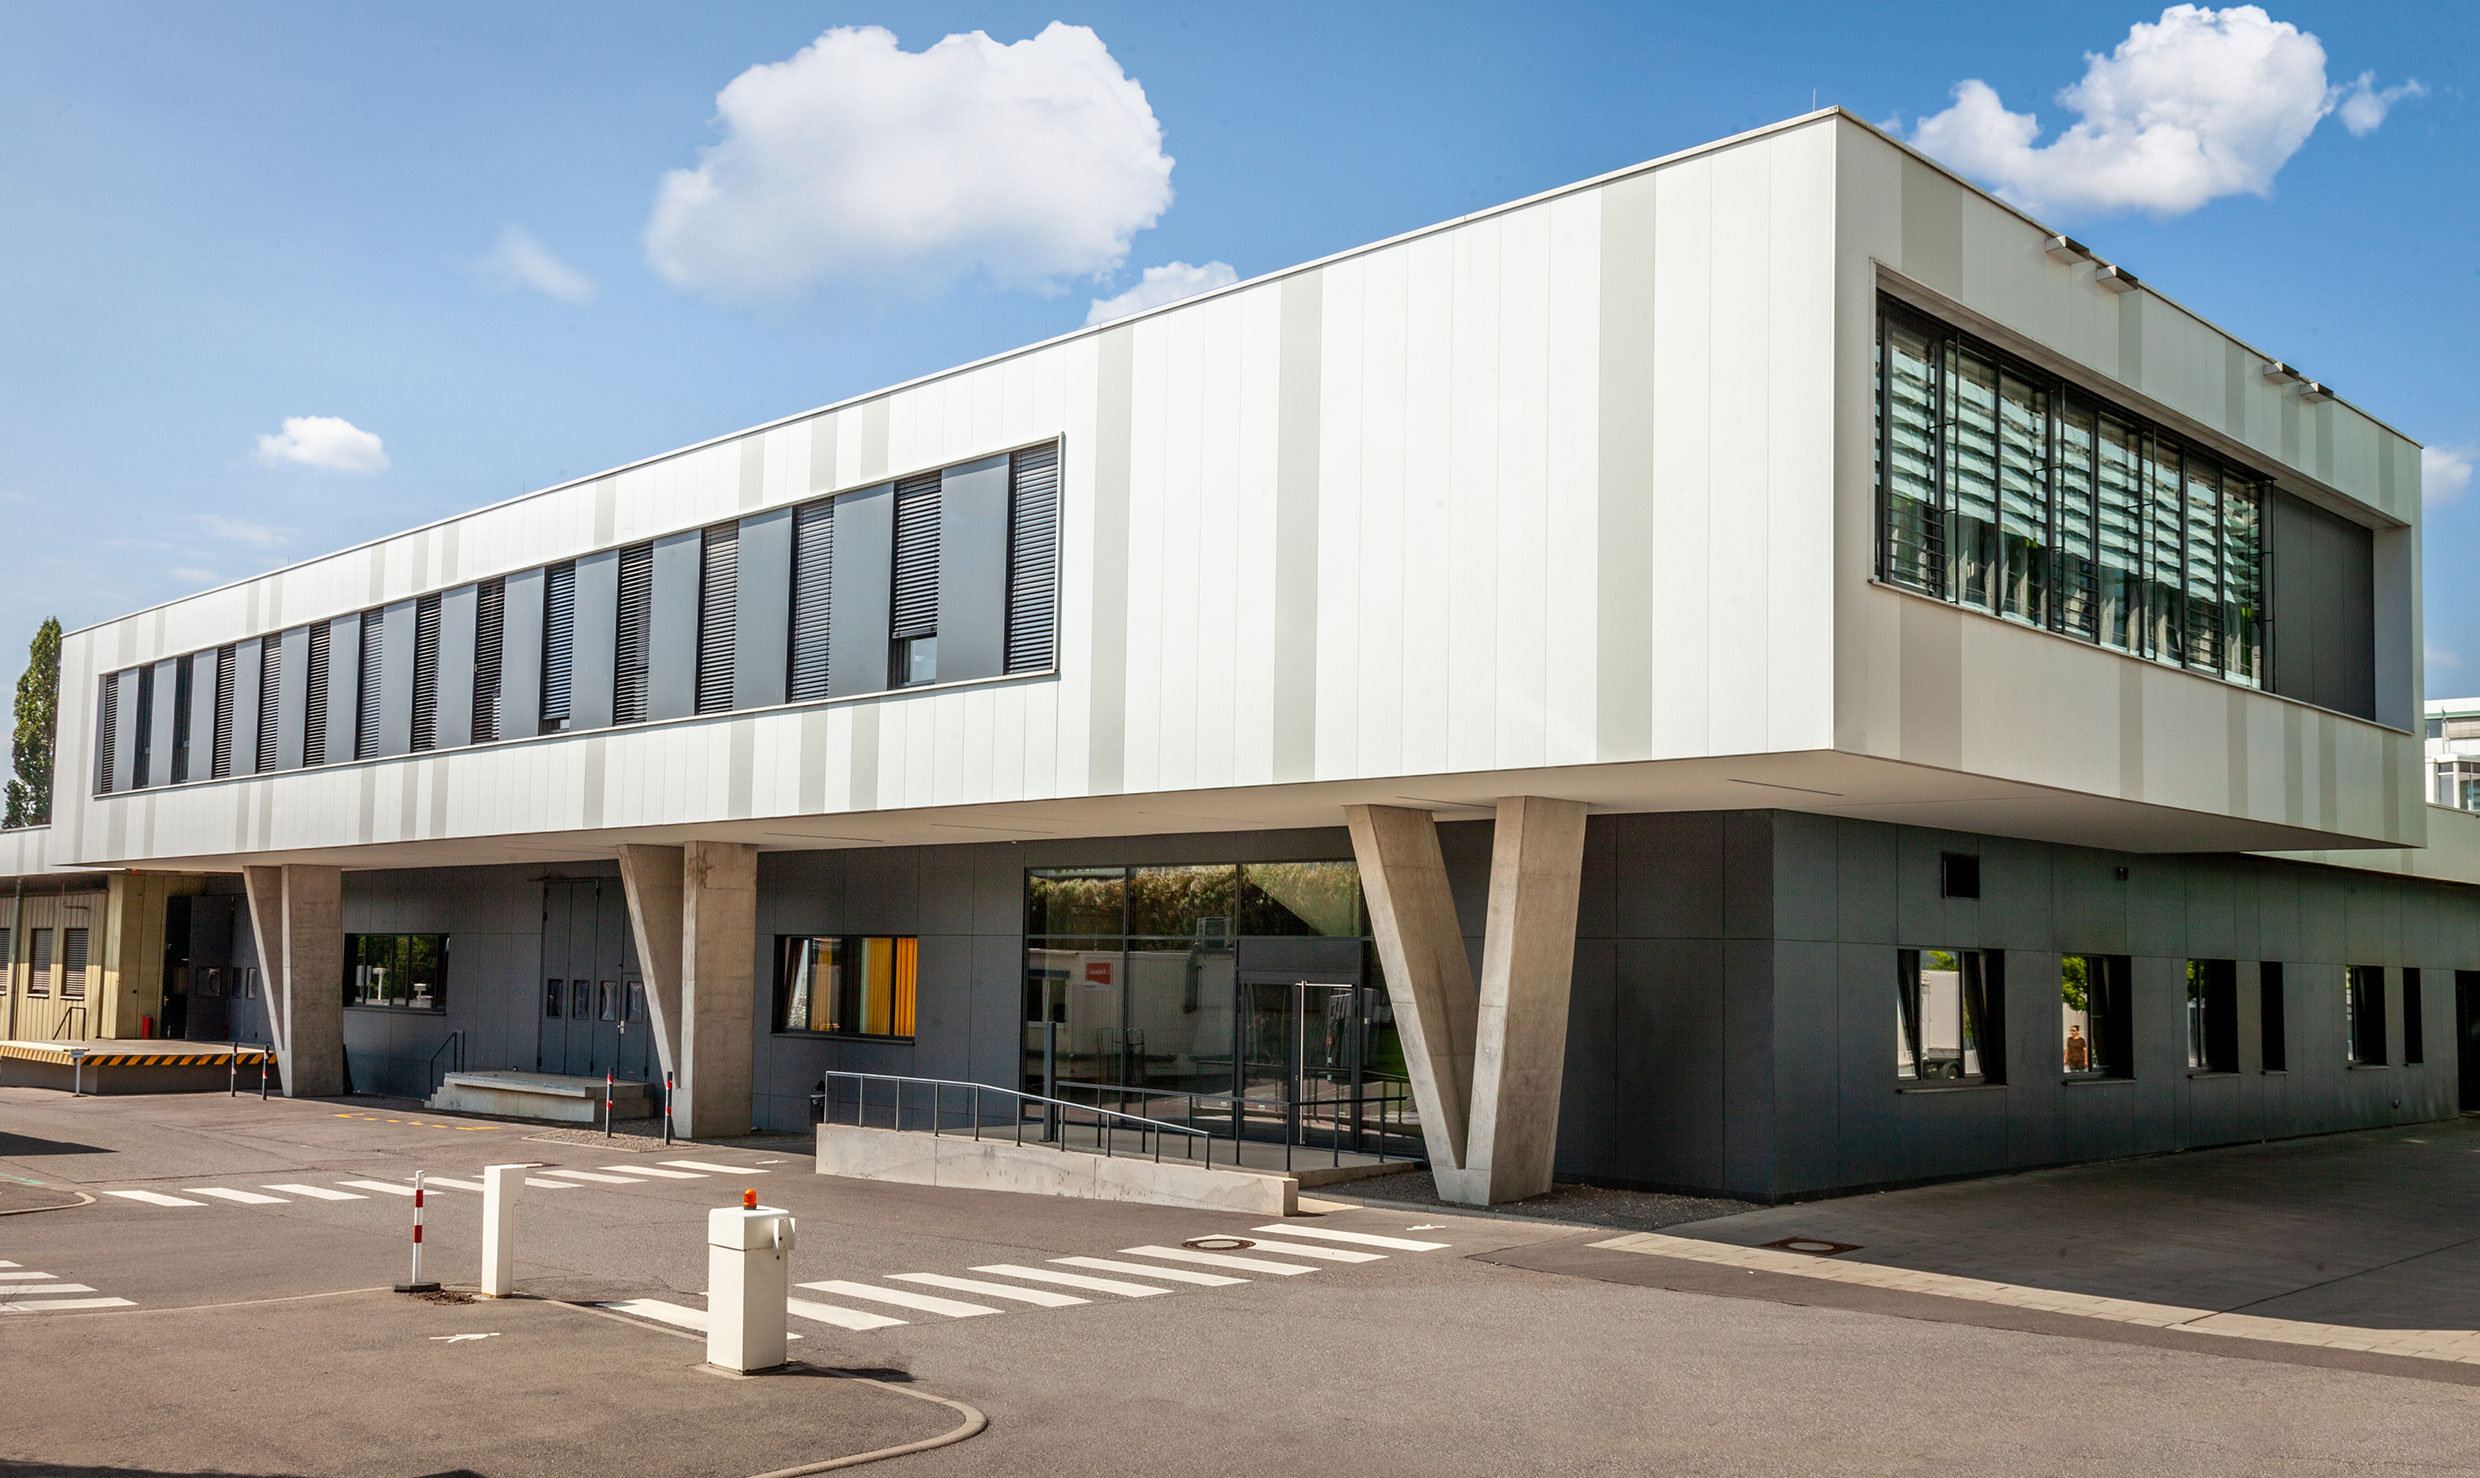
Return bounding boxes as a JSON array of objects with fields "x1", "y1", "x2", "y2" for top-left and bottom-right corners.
[
  {"x1": 395, "y1": 1170, "x2": 439, "y2": 1293},
  {"x1": 663, "y1": 1071, "x2": 675, "y2": 1146},
  {"x1": 604, "y1": 1071, "x2": 614, "y2": 1139}
]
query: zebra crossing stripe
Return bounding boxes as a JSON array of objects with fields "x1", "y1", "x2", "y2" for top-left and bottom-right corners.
[
  {"x1": 104, "y1": 1190, "x2": 206, "y2": 1207},
  {"x1": 1052, "y1": 1256, "x2": 1245, "y2": 1287},
  {"x1": 797, "y1": 1280, "x2": 999, "y2": 1318},
  {"x1": 787, "y1": 1297, "x2": 907, "y2": 1331},
  {"x1": 535, "y1": 1169, "x2": 643, "y2": 1185},
  {"x1": 972, "y1": 1264, "x2": 1172, "y2": 1298},
  {"x1": 604, "y1": 1165, "x2": 703, "y2": 1179},
  {"x1": 1120, "y1": 1245, "x2": 1321, "y2": 1276},
  {"x1": 1249, "y1": 1224, "x2": 1450, "y2": 1251},
  {"x1": 1, "y1": 1284, "x2": 96, "y2": 1296},
  {"x1": 0, "y1": 1297, "x2": 135, "y2": 1313},
  {"x1": 184, "y1": 1188, "x2": 287, "y2": 1205},
  {"x1": 0, "y1": 1272, "x2": 57, "y2": 1281},
  {"x1": 889, "y1": 1273, "x2": 1087, "y2": 1307},
  {"x1": 265, "y1": 1184, "x2": 366, "y2": 1201},
  {"x1": 661, "y1": 1160, "x2": 761, "y2": 1174},
  {"x1": 339, "y1": 1180, "x2": 416, "y2": 1197}
]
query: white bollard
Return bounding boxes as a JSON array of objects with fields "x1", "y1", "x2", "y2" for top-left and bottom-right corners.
[
  {"x1": 479, "y1": 1164, "x2": 525, "y2": 1298},
  {"x1": 706, "y1": 1192, "x2": 795, "y2": 1373}
]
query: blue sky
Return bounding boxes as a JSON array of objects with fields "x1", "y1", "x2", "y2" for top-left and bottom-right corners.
[{"x1": 1, "y1": 2, "x2": 2471, "y2": 699}]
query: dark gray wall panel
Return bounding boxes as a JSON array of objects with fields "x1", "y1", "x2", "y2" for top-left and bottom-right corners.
[
  {"x1": 935, "y1": 454, "x2": 1010, "y2": 683},
  {"x1": 377, "y1": 598, "x2": 417, "y2": 757},
  {"x1": 734, "y1": 508, "x2": 793, "y2": 710},
  {"x1": 182, "y1": 653, "x2": 215, "y2": 784},
  {"x1": 571, "y1": 550, "x2": 619, "y2": 731},
  {"x1": 647, "y1": 529, "x2": 703, "y2": 723},
  {"x1": 326, "y1": 614, "x2": 362, "y2": 763},
  {"x1": 499, "y1": 567, "x2": 545, "y2": 741},
  {"x1": 230, "y1": 638, "x2": 264, "y2": 777},
  {"x1": 146, "y1": 659, "x2": 179, "y2": 788},
  {"x1": 2268, "y1": 490, "x2": 2376, "y2": 720},
  {"x1": 274, "y1": 626, "x2": 311, "y2": 771},
  {"x1": 436, "y1": 583, "x2": 478, "y2": 750},
  {"x1": 827, "y1": 482, "x2": 893, "y2": 697}
]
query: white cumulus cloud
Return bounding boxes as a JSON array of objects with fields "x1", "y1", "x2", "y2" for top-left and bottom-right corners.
[
  {"x1": 477, "y1": 225, "x2": 595, "y2": 303},
  {"x1": 199, "y1": 513, "x2": 292, "y2": 548},
  {"x1": 1085, "y1": 260, "x2": 1237, "y2": 325},
  {"x1": 2426, "y1": 445, "x2": 2475, "y2": 506},
  {"x1": 1906, "y1": 5, "x2": 2423, "y2": 219},
  {"x1": 646, "y1": 23, "x2": 1174, "y2": 300},
  {"x1": 255, "y1": 415, "x2": 388, "y2": 474}
]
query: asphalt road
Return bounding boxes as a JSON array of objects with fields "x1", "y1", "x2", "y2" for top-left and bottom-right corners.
[{"x1": 8, "y1": 1087, "x2": 2480, "y2": 1477}]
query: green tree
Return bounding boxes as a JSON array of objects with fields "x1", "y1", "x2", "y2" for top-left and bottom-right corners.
[{"x1": 5, "y1": 618, "x2": 60, "y2": 829}]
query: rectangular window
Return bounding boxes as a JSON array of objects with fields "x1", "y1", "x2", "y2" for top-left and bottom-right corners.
[
  {"x1": 472, "y1": 576, "x2": 504, "y2": 744},
  {"x1": 1939, "y1": 852, "x2": 1981, "y2": 899},
  {"x1": 774, "y1": 934, "x2": 919, "y2": 1038},
  {"x1": 171, "y1": 654, "x2": 195, "y2": 782},
  {"x1": 1896, "y1": 948, "x2": 2002, "y2": 1085},
  {"x1": 2060, "y1": 954, "x2": 2130, "y2": 1077},
  {"x1": 696, "y1": 520, "x2": 739, "y2": 714},
  {"x1": 95, "y1": 675, "x2": 118, "y2": 794},
  {"x1": 544, "y1": 978, "x2": 562, "y2": 1018},
  {"x1": 0, "y1": 927, "x2": 10, "y2": 994},
  {"x1": 409, "y1": 592, "x2": 441, "y2": 751},
  {"x1": 2346, "y1": 964, "x2": 2386, "y2": 1065},
  {"x1": 570, "y1": 979, "x2": 591, "y2": 1020},
  {"x1": 541, "y1": 560, "x2": 577, "y2": 731},
  {"x1": 787, "y1": 499, "x2": 835, "y2": 700},
  {"x1": 890, "y1": 470, "x2": 941, "y2": 685},
  {"x1": 1876, "y1": 297, "x2": 2273, "y2": 690},
  {"x1": 342, "y1": 933, "x2": 449, "y2": 1012},
  {"x1": 2404, "y1": 967, "x2": 2425, "y2": 1065},
  {"x1": 303, "y1": 621, "x2": 330, "y2": 765},
  {"x1": 2185, "y1": 959, "x2": 2238, "y2": 1072},
  {"x1": 598, "y1": 979, "x2": 618, "y2": 1022},
  {"x1": 1005, "y1": 442, "x2": 1061, "y2": 672},
  {"x1": 613, "y1": 542, "x2": 654, "y2": 724},
  {"x1": 131, "y1": 665, "x2": 154, "y2": 788},
  {"x1": 26, "y1": 927, "x2": 50, "y2": 996},
  {"x1": 257, "y1": 628, "x2": 283, "y2": 771},
  {"x1": 211, "y1": 645, "x2": 236, "y2": 778},
  {"x1": 627, "y1": 980, "x2": 646, "y2": 1024},
  {"x1": 355, "y1": 610, "x2": 383, "y2": 760},
  {"x1": 60, "y1": 927, "x2": 87, "y2": 999},
  {"x1": 2261, "y1": 962, "x2": 2287, "y2": 1071}
]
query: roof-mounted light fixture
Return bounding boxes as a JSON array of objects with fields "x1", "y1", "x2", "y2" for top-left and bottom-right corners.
[
  {"x1": 2044, "y1": 233, "x2": 2094, "y2": 264},
  {"x1": 2262, "y1": 360, "x2": 2305, "y2": 384},
  {"x1": 2299, "y1": 381, "x2": 2335, "y2": 403},
  {"x1": 2093, "y1": 263, "x2": 2140, "y2": 293}
]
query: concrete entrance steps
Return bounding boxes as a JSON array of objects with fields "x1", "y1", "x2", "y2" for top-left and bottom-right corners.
[
  {"x1": 428, "y1": 1070, "x2": 655, "y2": 1124},
  {"x1": 817, "y1": 1121, "x2": 1406, "y2": 1215}
]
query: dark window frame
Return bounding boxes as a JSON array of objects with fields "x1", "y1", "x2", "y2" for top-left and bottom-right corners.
[
  {"x1": 1896, "y1": 947, "x2": 2005, "y2": 1087},
  {"x1": 771, "y1": 934, "x2": 920, "y2": 1040},
  {"x1": 2060, "y1": 953, "x2": 2132, "y2": 1079},
  {"x1": 2185, "y1": 958, "x2": 2239, "y2": 1072},
  {"x1": 2346, "y1": 964, "x2": 2387, "y2": 1065},
  {"x1": 341, "y1": 932, "x2": 451, "y2": 1014}
]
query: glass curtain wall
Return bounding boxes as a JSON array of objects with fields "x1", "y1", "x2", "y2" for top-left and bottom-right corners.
[
  {"x1": 1023, "y1": 861, "x2": 1402, "y2": 1145},
  {"x1": 1876, "y1": 296, "x2": 2267, "y2": 687}
]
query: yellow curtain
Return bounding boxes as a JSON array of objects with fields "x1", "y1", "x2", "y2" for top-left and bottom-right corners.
[{"x1": 891, "y1": 937, "x2": 918, "y2": 1038}]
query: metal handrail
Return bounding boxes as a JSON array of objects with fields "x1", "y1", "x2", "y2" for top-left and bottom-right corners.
[
  {"x1": 817, "y1": 1069, "x2": 1218, "y2": 1167},
  {"x1": 1050, "y1": 1077, "x2": 1425, "y2": 1172},
  {"x1": 426, "y1": 1030, "x2": 465, "y2": 1096}
]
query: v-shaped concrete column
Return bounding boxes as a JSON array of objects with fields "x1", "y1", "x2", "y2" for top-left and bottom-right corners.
[
  {"x1": 618, "y1": 841, "x2": 757, "y2": 1140},
  {"x1": 241, "y1": 864, "x2": 343, "y2": 1098},
  {"x1": 1347, "y1": 797, "x2": 1588, "y2": 1206}
]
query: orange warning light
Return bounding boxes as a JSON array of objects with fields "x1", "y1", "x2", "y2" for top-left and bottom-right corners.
[{"x1": 743, "y1": 1188, "x2": 757, "y2": 1209}]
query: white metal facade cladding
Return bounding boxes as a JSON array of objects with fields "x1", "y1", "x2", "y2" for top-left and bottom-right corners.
[{"x1": 46, "y1": 112, "x2": 2425, "y2": 873}]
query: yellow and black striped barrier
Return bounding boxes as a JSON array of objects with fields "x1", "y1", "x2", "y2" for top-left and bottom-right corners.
[{"x1": 0, "y1": 1042, "x2": 272, "y2": 1068}]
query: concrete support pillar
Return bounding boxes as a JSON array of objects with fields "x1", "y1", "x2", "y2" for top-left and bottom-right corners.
[
  {"x1": 1349, "y1": 797, "x2": 1588, "y2": 1207},
  {"x1": 241, "y1": 863, "x2": 344, "y2": 1097},
  {"x1": 617, "y1": 844, "x2": 687, "y2": 1085},
  {"x1": 1345, "y1": 804, "x2": 1480, "y2": 1175},
  {"x1": 618, "y1": 841, "x2": 756, "y2": 1140},
  {"x1": 1449, "y1": 796, "x2": 1589, "y2": 1206}
]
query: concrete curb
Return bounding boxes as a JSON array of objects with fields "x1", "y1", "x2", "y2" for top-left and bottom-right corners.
[{"x1": 0, "y1": 1187, "x2": 96, "y2": 1216}]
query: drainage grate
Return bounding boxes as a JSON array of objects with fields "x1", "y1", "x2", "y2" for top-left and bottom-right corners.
[
  {"x1": 1181, "y1": 1236, "x2": 1256, "y2": 1252},
  {"x1": 1761, "y1": 1237, "x2": 1861, "y2": 1258}
]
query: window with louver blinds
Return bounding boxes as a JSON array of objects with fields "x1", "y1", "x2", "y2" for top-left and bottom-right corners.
[
  {"x1": 542, "y1": 561, "x2": 576, "y2": 730},
  {"x1": 96, "y1": 678, "x2": 118, "y2": 794},
  {"x1": 304, "y1": 622, "x2": 329, "y2": 765},
  {"x1": 355, "y1": 610, "x2": 383, "y2": 760},
  {"x1": 211, "y1": 645, "x2": 236, "y2": 778},
  {"x1": 473, "y1": 577, "x2": 504, "y2": 744},
  {"x1": 614, "y1": 542, "x2": 654, "y2": 724},
  {"x1": 256, "y1": 632, "x2": 282, "y2": 772},
  {"x1": 1006, "y1": 443, "x2": 1060, "y2": 673},
  {"x1": 171, "y1": 656, "x2": 194, "y2": 782},
  {"x1": 410, "y1": 593, "x2": 442, "y2": 751},
  {"x1": 696, "y1": 522, "x2": 739, "y2": 714},
  {"x1": 788, "y1": 499, "x2": 835, "y2": 701},
  {"x1": 890, "y1": 471, "x2": 941, "y2": 685},
  {"x1": 61, "y1": 928, "x2": 87, "y2": 999}
]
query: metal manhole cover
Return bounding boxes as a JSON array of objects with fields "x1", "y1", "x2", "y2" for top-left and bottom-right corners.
[
  {"x1": 1761, "y1": 1237, "x2": 1861, "y2": 1258},
  {"x1": 1181, "y1": 1236, "x2": 1255, "y2": 1252}
]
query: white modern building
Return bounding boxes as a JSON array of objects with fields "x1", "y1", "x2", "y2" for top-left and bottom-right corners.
[
  {"x1": 2425, "y1": 698, "x2": 2480, "y2": 812},
  {"x1": 1, "y1": 109, "x2": 2471, "y2": 1204}
]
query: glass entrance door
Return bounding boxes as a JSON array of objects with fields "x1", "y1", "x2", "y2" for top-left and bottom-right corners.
[{"x1": 1237, "y1": 979, "x2": 1359, "y2": 1143}]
